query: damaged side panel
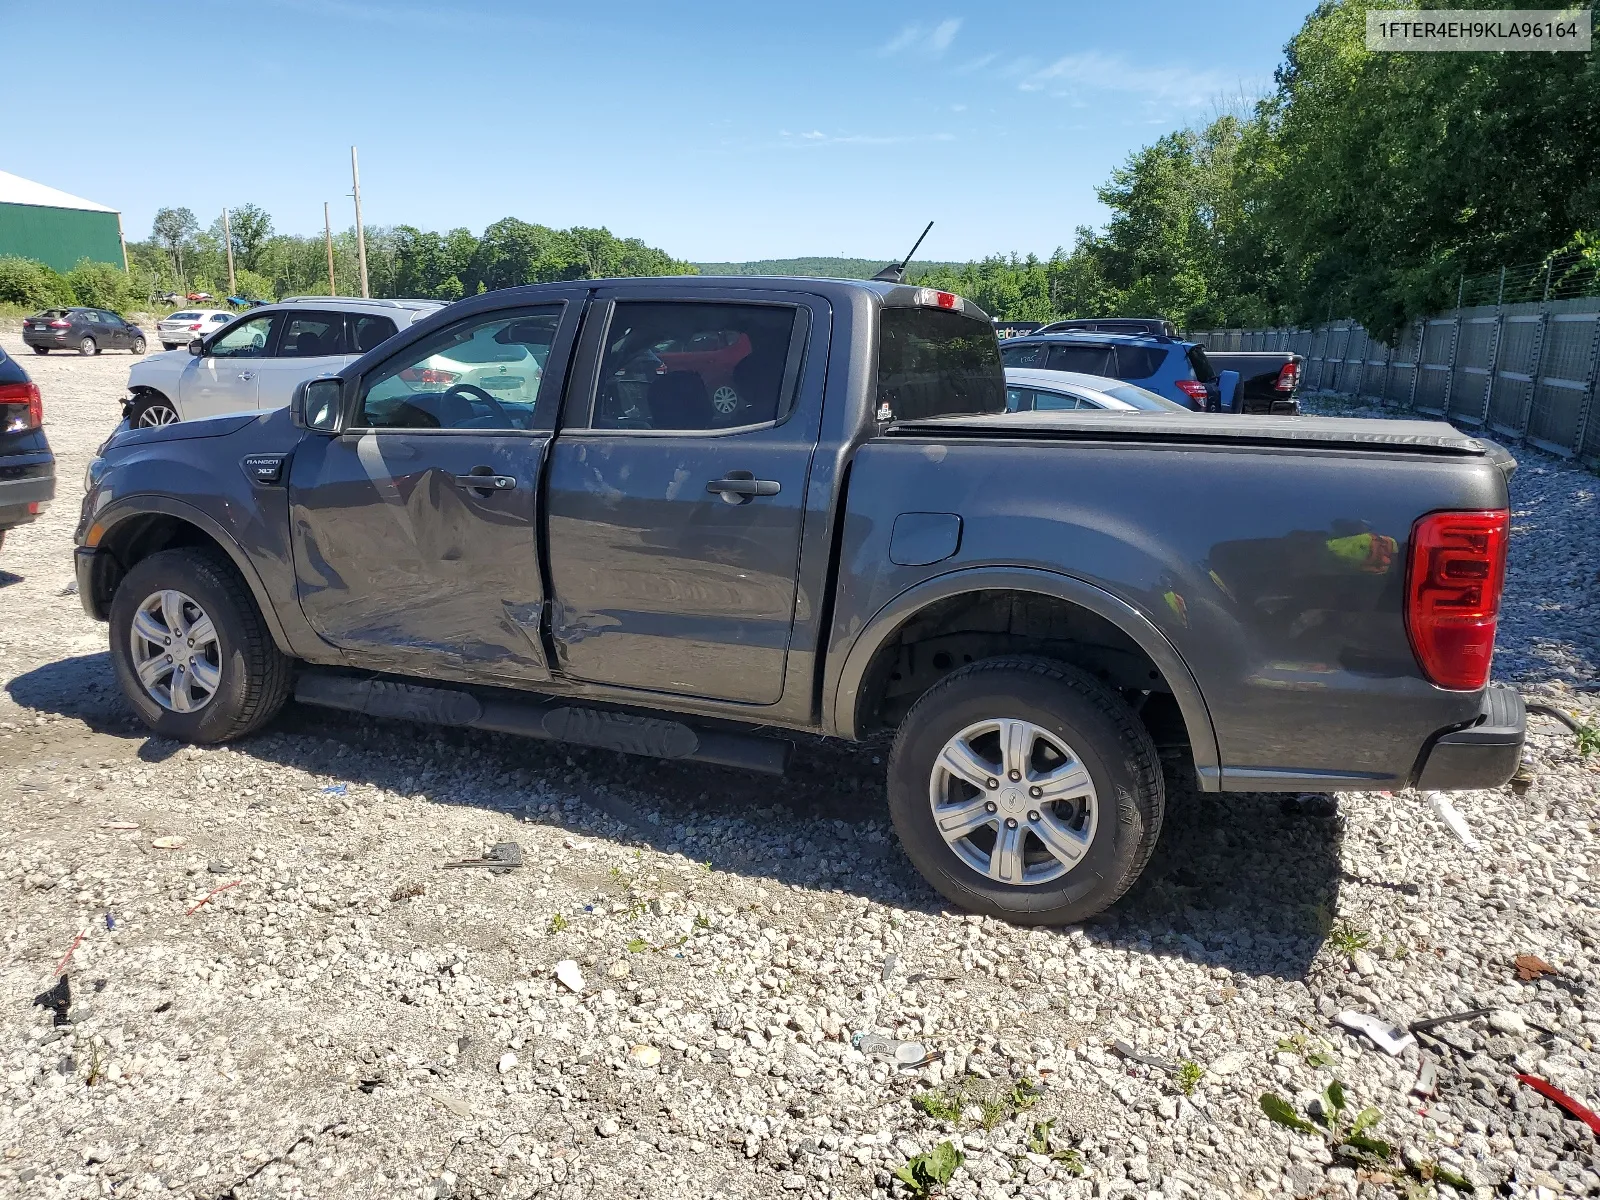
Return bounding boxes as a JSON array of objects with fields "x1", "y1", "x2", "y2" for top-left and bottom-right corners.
[{"x1": 287, "y1": 429, "x2": 555, "y2": 684}]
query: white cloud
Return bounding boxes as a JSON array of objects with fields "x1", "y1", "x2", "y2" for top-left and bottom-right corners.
[
  {"x1": 1023, "y1": 50, "x2": 1241, "y2": 109},
  {"x1": 879, "y1": 18, "x2": 962, "y2": 58}
]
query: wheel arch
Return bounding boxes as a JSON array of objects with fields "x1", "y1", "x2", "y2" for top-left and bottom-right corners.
[
  {"x1": 829, "y1": 566, "x2": 1219, "y2": 780},
  {"x1": 84, "y1": 498, "x2": 294, "y2": 656}
]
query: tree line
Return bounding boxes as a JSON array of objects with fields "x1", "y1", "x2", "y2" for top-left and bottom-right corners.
[
  {"x1": 130, "y1": 205, "x2": 696, "y2": 304},
  {"x1": 915, "y1": 0, "x2": 1600, "y2": 341}
]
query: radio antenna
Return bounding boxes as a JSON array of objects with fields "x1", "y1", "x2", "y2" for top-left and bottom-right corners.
[{"x1": 871, "y1": 220, "x2": 934, "y2": 283}]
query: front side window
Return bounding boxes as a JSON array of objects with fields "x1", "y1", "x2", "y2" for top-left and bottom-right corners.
[
  {"x1": 877, "y1": 306, "x2": 1005, "y2": 422},
  {"x1": 593, "y1": 302, "x2": 799, "y2": 431},
  {"x1": 359, "y1": 306, "x2": 560, "y2": 430},
  {"x1": 1005, "y1": 386, "x2": 1032, "y2": 412},
  {"x1": 279, "y1": 312, "x2": 346, "y2": 357},
  {"x1": 208, "y1": 314, "x2": 275, "y2": 358}
]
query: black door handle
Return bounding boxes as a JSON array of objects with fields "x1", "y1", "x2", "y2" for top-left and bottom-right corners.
[
  {"x1": 707, "y1": 473, "x2": 780, "y2": 504},
  {"x1": 455, "y1": 471, "x2": 517, "y2": 492}
]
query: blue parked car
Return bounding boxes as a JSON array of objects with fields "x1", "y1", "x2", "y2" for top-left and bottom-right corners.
[{"x1": 998, "y1": 331, "x2": 1238, "y2": 412}]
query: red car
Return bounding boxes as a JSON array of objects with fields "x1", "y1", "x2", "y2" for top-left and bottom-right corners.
[{"x1": 655, "y1": 329, "x2": 751, "y2": 415}]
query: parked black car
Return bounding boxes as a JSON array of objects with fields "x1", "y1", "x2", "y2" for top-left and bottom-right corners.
[
  {"x1": 0, "y1": 344, "x2": 55, "y2": 554},
  {"x1": 22, "y1": 308, "x2": 147, "y2": 356},
  {"x1": 77, "y1": 275, "x2": 1524, "y2": 925}
]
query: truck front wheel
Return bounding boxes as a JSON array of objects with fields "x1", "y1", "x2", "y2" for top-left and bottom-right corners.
[
  {"x1": 109, "y1": 548, "x2": 292, "y2": 744},
  {"x1": 887, "y1": 656, "x2": 1165, "y2": 925}
]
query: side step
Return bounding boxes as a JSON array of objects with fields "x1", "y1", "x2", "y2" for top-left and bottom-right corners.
[{"x1": 293, "y1": 672, "x2": 792, "y2": 776}]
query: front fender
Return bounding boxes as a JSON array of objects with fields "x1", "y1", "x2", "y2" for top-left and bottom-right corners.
[
  {"x1": 81, "y1": 494, "x2": 296, "y2": 656},
  {"x1": 826, "y1": 564, "x2": 1220, "y2": 783}
]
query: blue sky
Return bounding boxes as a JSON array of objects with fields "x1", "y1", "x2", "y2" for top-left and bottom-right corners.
[{"x1": 7, "y1": 1, "x2": 1312, "y2": 263}]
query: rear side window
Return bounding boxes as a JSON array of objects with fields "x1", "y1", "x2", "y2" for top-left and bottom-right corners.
[
  {"x1": 1186, "y1": 345, "x2": 1215, "y2": 382},
  {"x1": 350, "y1": 315, "x2": 398, "y2": 354},
  {"x1": 1045, "y1": 343, "x2": 1115, "y2": 375},
  {"x1": 279, "y1": 312, "x2": 347, "y2": 357},
  {"x1": 595, "y1": 302, "x2": 801, "y2": 431},
  {"x1": 877, "y1": 307, "x2": 1004, "y2": 422},
  {"x1": 999, "y1": 342, "x2": 1047, "y2": 368}
]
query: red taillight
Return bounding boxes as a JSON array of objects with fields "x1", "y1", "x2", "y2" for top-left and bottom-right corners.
[
  {"x1": 1275, "y1": 362, "x2": 1300, "y2": 392},
  {"x1": 916, "y1": 288, "x2": 960, "y2": 310},
  {"x1": 48, "y1": 319, "x2": 70, "y2": 329},
  {"x1": 0, "y1": 381, "x2": 43, "y2": 431},
  {"x1": 189, "y1": 323, "x2": 202, "y2": 331},
  {"x1": 1405, "y1": 510, "x2": 1508, "y2": 690},
  {"x1": 1175, "y1": 379, "x2": 1208, "y2": 403},
  {"x1": 398, "y1": 367, "x2": 460, "y2": 385}
]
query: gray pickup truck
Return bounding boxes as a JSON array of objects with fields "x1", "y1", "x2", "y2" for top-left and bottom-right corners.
[{"x1": 75, "y1": 276, "x2": 1525, "y2": 924}]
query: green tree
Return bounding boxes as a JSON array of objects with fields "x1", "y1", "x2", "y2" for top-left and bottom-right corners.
[
  {"x1": 226, "y1": 203, "x2": 275, "y2": 272},
  {"x1": 151, "y1": 206, "x2": 199, "y2": 282}
]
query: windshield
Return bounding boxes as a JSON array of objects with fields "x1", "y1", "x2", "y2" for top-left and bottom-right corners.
[
  {"x1": 877, "y1": 306, "x2": 1005, "y2": 421},
  {"x1": 1102, "y1": 383, "x2": 1189, "y2": 412}
]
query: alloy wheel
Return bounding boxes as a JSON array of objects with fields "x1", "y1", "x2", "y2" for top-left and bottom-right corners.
[
  {"x1": 928, "y1": 717, "x2": 1099, "y2": 886},
  {"x1": 129, "y1": 589, "x2": 222, "y2": 713}
]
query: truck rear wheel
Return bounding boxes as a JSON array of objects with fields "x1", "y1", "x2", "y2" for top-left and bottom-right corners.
[
  {"x1": 109, "y1": 548, "x2": 292, "y2": 744},
  {"x1": 887, "y1": 656, "x2": 1164, "y2": 925}
]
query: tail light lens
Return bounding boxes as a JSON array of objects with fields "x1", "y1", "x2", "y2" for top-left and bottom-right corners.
[
  {"x1": 398, "y1": 367, "x2": 461, "y2": 385},
  {"x1": 0, "y1": 381, "x2": 44, "y2": 431},
  {"x1": 1405, "y1": 509, "x2": 1509, "y2": 690},
  {"x1": 189, "y1": 323, "x2": 202, "y2": 331},
  {"x1": 1275, "y1": 361, "x2": 1300, "y2": 392},
  {"x1": 48, "y1": 319, "x2": 70, "y2": 329},
  {"x1": 1175, "y1": 379, "x2": 1209, "y2": 404}
]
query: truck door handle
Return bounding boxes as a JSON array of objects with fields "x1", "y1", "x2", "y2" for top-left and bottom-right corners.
[
  {"x1": 237, "y1": 371, "x2": 254, "y2": 381},
  {"x1": 455, "y1": 472, "x2": 517, "y2": 493},
  {"x1": 707, "y1": 473, "x2": 780, "y2": 504}
]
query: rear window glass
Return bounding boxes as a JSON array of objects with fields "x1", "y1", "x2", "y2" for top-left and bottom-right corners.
[
  {"x1": 877, "y1": 307, "x2": 1004, "y2": 421},
  {"x1": 170, "y1": 312, "x2": 201, "y2": 321},
  {"x1": 1186, "y1": 345, "x2": 1215, "y2": 382}
]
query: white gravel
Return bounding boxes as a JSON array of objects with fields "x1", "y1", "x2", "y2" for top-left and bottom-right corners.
[{"x1": 0, "y1": 341, "x2": 1595, "y2": 1200}]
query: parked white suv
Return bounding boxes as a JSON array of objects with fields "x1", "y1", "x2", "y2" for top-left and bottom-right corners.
[
  {"x1": 155, "y1": 309, "x2": 236, "y2": 351},
  {"x1": 124, "y1": 297, "x2": 445, "y2": 427}
]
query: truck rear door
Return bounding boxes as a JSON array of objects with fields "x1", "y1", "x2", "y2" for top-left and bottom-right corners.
[{"x1": 543, "y1": 288, "x2": 828, "y2": 705}]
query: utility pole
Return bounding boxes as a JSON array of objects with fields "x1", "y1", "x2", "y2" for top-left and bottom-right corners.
[
  {"x1": 324, "y1": 202, "x2": 337, "y2": 296},
  {"x1": 351, "y1": 146, "x2": 370, "y2": 298},
  {"x1": 222, "y1": 207, "x2": 236, "y2": 295}
]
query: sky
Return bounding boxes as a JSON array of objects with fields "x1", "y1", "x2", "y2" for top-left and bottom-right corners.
[{"x1": 6, "y1": 1, "x2": 1313, "y2": 264}]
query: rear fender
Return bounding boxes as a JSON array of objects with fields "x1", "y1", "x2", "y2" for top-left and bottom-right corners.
[{"x1": 828, "y1": 565, "x2": 1220, "y2": 784}]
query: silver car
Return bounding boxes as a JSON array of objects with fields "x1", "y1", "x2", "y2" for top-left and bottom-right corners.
[{"x1": 1003, "y1": 367, "x2": 1191, "y2": 413}]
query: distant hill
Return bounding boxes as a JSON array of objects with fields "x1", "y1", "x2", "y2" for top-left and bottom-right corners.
[{"x1": 692, "y1": 256, "x2": 964, "y2": 280}]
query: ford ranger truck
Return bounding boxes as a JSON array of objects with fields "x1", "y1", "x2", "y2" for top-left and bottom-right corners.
[{"x1": 75, "y1": 276, "x2": 1524, "y2": 924}]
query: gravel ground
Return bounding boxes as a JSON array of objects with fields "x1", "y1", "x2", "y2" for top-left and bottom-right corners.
[{"x1": 0, "y1": 347, "x2": 1596, "y2": 1200}]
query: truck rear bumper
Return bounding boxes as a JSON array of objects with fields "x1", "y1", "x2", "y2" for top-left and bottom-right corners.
[
  {"x1": 1414, "y1": 683, "x2": 1525, "y2": 791},
  {"x1": 0, "y1": 465, "x2": 55, "y2": 530}
]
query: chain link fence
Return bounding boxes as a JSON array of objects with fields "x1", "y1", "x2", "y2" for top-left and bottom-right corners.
[{"x1": 1192, "y1": 293, "x2": 1600, "y2": 467}]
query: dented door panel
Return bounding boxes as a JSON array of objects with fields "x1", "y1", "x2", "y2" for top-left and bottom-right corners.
[{"x1": 288, "y1": 431, "x2": 553, "y2": 683}]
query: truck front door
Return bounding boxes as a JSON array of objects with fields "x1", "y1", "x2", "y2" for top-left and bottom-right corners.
[
  {"x1": 543, "y1": 290, "x2": 827, "y2": 706},
  {"x1": 287, "y1": 298, "x2": 580, "y2": 685}
]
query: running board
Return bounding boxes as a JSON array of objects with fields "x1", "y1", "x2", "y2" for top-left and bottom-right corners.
[{"x1": 293, "y1": 672, "x2": 792, "y2": 776}]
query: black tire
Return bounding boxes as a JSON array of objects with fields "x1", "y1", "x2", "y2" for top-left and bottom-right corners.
[
  {"x1": 131, "y1": 336, "x2": 146, "y2": 355},
  {"x1": 887, "y1": 655, "x2": 1164, "y2": 925},
  {"x1": 109, "y1": 547, "x2": 292, "y2": 744},
  {"x1": 161, "y1": 342, "x2": 178, "y2": 351},
  {"x1": 127, "y1": 392, "x2": 180, "y2": 427},
  {"x1": 79, "y1": 336, "x2": 96, "y2": 356},
  {"x1": 32, "y1": 346, "x2": 48, "y2": 355}
]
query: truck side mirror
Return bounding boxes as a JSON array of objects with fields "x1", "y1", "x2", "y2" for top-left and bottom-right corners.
[
  {"x1": 293, "y1": 378, "x2": 345, "y2": 434},
  {"x1": 1218, "y1": 369, "x2": 1241, "y2": 414},
  {"x1": 188, "y1": 338, "x2": 204, "y2": 357}
]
